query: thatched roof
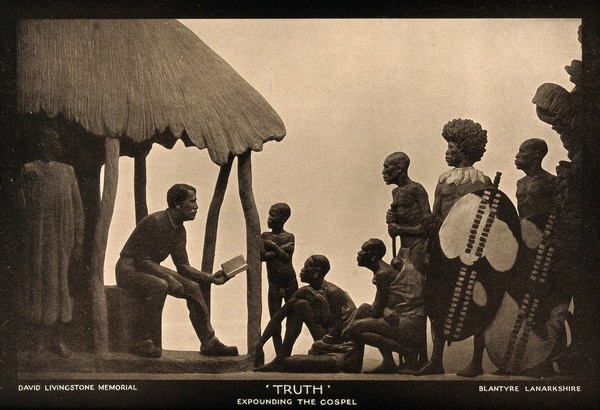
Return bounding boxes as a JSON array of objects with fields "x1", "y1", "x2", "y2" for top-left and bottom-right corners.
[{"x1": 17, "y1": 19, "x2": 286, "y2": 165}]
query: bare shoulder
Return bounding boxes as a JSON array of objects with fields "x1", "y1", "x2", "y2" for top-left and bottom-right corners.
[
  {"x1": 281, "y1": 231, "x2": 295, "y2": 241},
  {"x1": 377, "y1": 265, "x2": 398, "y2": 283},
  {"x1": 323, "y1": 281, "x2": 346, "y2": 298},
  {"x1": 409, "y1": 181, "x2": 428, "y2": 196},
  {"x1": 293, "y1": 286, "x2": 314, "y2": 299}
]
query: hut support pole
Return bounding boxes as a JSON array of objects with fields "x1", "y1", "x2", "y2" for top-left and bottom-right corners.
[
  {"x1": 201, "y1": 154, "x2": 234, "y2": 309},
  {"x1": 134, "y1": 150, "x2": 149, "y2": 224},
  {"x1": 90, "y1": 137, "x2": 120, "y2": 357},
  {"x1": 237, "y1": 151, "x2": 261, "y2": 354}
]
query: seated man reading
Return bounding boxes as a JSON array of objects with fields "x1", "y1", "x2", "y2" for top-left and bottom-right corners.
[
  {"x1": 115, "y1": 183, "x2": 238, "y2": 358},
  {"x1": 343, "y1": 238, "x2": 426, "y2": 373},
  {"x1": 254, "y1": 255, "x2": 357, "y2": 372}
]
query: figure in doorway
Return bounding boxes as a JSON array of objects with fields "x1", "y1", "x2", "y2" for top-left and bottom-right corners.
[{"x1": 18, "y1": 125, "x2": 84, "y2": 358}]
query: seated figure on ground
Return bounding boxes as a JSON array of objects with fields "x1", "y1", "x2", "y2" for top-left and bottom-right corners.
[
  {"x1": 343, "y1": 239, "x2": 426, "y2": 374},
  {"x1": 254, "y1": 255, "x2": 358, "y2": 372},
  {"x1": 115, "y1": 183, "x2": 238, "y2": 358}
]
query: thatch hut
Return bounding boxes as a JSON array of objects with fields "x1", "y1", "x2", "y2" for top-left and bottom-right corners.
[{"x1": 16, "y1": 19, "x2": 286, "y2": 357}]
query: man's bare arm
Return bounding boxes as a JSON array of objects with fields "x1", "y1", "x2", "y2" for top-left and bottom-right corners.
[
  {"x1": 370, "y1": 271, "x2": 393, "y2": 318},
  {"x1": 177, "y1": 264, "x2": 228, "y2": 285},
  {"x1": 323, "y1": 290, "x2": 347, "y2": 342},
  {"x1": 263, "y1": 239, "x2": 294, "y2": 262}
]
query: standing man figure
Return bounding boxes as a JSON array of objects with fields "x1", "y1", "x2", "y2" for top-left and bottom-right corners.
[
  {"x1": 116, "y1": 183, "x2": 238, "y2": 358},
  {"x1": 514, "y1": 138, "x2": 557, "y2": 219},
  {"x1": 432, "y1": 119, "x2": 492, "y2": 221},
  {"x1": 383, "y1": 152, "x2": 431, "y2": 368},
  {"x1": 514, "y1": 138, "x2": 564, "y2": 376},
  {"x1": 417, "y1": 118, "x2": 493, "y2": 377},
  {"x1": 383, "y1": 152, "x2": 432, "y2": 274},
  {"x1": 261, "y1": 203, "x2": 298, "y2": 353}
]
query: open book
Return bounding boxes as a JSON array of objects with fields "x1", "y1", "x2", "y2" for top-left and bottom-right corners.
[{"x1": 221, "y1": 255, "x2": 249, "y2": 279}]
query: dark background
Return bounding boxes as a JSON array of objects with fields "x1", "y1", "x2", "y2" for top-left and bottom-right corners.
[{"x1": 0, "y1": 1, "x2": 599, "y2": 409}]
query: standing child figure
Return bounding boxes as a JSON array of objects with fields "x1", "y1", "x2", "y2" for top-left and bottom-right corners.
[{"x1": 261, "y1": 203, "x2": 298, "y2": 353}]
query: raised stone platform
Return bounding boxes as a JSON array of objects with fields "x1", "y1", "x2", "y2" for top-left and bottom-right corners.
[
  {"x1": 18, "y1": 350, "x2": 253, "y2": 375},
  {"x1": 105, "y1": 285, "x2": 162, "y2": 352}
]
